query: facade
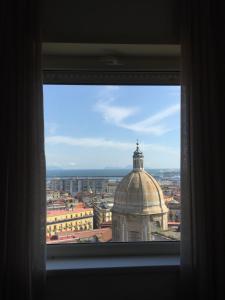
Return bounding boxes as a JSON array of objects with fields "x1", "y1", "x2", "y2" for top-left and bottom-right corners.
[
  {"x1": 112, "y1": 143, "x2": 168, "y2": 242},
  {"x1": 47, "y1": 179, "x2": 64, "y2": 191},
  {"x1": 47, "y1": 199, "x2": 67, "y2": 210},
  {"x1": 48, "y1": 177, "x2": 108, "y2": 196},
  {"x1": 46, "y1": 205, "x2": 93, "y2": 238},
  {"x1": 93, "y1": 201, "x2": 113, "y2": 228},
  {"x1": 167, "y1": 199, "x2": 181, "y2": 222},
  {"x1": 106, "y1": 181, "x2": 119, "y2": 194},
  {"x1": 46, "y1": 189, "x2": 61, "y2": 200}
]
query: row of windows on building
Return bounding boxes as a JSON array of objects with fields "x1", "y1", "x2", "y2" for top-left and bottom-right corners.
[
  {"x1": 47, "y1": 211, "x2": 93, "y2": 223},
  {"x1": 47, "y1": 178, "x2": 110, "y2": 196},
  {"x1": 46, "y1": 218, "x2": 93, "y2": 236}
]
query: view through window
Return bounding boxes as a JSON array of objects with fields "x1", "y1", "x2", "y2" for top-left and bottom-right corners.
[{"x1": 44, "y1": 85, "x2": 180, "y2": 244}]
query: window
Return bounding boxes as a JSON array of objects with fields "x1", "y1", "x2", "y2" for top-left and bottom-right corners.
[
  {"x1": 45, "y1": 83, "x2": 180, "y2": 245},
  {"x1": 43, "y1": 44, "x2": 180, "y2": 258}
]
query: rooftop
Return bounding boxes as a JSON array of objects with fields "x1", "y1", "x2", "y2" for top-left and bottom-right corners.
[
  {"x1": 47, "y1": 207, "x2": 93, "y2": 216},
  {"x1": 47, "y1": 228, "x2": 112, "y2": 243}
]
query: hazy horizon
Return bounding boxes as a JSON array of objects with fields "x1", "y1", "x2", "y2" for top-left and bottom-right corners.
[{"x1": 46, "y1": 167, "x2": 180, "y2": 170}]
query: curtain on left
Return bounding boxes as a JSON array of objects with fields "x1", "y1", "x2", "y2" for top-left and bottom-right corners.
[{"x1": 0, "y1": 1, "x2": 46, "y2": 299}]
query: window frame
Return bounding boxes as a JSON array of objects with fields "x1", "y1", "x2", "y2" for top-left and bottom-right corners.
[
  {"x1": 43, "y1": 68, "x2": 181, "y2": 261},
  {"x1": 43, "y1": 70, "x2": 179, "y2": 86}
]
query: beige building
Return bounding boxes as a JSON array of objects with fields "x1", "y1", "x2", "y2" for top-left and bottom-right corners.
[
  {"x1": 112, "y1": 142, "x2": 168, "y2": 242},
  {"x1": 93, "y1": 201, "x2": 113, "y2": 228},
  {"x1": 167, "y1": 199, "x2": 181, "y2": 222},
  {"x1": 46, "y1": 189, "x2": 61, "y2": 200},
  {"x1": 106, "y1": 181, "x2": 118, "y2": 195},
  {"x1": 46, "y1": 205, "x2": 93, "y2": 238}
]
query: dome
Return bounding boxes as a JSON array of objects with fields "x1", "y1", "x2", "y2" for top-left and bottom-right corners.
[
  {"x1": 112, "y1": 141, "x2": 168, "y2": 216},
  {"x1": 113, "y1": 170, "x2": 168, "y2": 215},
  {"x1": 112, "y1": 142, "x2": 169, "y2": 241}
]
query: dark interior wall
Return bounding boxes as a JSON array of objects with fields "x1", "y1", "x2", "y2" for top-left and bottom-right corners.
[
  {"x1": 42, "y1": 0, "x2": 180, "y2": 44},
  {"x1": 47, "y1": 267, "x2": 180, "y2": 300}
]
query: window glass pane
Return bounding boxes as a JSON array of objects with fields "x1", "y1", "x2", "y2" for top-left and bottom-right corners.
[{"x1": 44, "y1": 85, "x2": 180, "y2": 244}]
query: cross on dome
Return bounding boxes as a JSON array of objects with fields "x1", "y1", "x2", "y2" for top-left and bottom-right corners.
[{"x1": 136, "y1": 139, "x2": 139, "y2": 151}]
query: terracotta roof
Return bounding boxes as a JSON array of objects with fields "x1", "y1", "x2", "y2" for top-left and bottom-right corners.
[
  {"x1": 168, "y1": 222, "x2": 180, "y2": 225},
  {"x1": 47, "y1": 208, "x2": 93, "y2": 216},
  {"x1": 47, "y1": 228, "x2": 112, "y2": 243}
]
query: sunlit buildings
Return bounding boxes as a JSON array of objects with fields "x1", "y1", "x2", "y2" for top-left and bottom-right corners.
[
  {"x1": 93, "y1": 201, "x2": 113, "y2": 229},
  {"x1": 46, "y1": 203, "x2": 93, "y2": 238}
]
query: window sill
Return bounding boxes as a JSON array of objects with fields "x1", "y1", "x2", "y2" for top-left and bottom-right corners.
[{"x1": 47, "y1": 254, "x2": 180, "y2": 271}]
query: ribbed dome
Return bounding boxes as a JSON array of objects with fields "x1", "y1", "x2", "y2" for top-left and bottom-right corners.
[{"x1": 113, "y1": 170, "x2": 168, "y2": 215}]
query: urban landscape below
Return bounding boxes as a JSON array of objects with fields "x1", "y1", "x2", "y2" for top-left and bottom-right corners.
[{"x1": 46, "y1": 153, "x2": 180, "y2": 244}]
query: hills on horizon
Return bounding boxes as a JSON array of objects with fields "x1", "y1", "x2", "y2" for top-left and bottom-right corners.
[
  {"x1": 47, "y1": 166, "x2": 180, "y2": 171},
  {"x1": 46, "y1": 167, "x2": 180, "y2": 178}
]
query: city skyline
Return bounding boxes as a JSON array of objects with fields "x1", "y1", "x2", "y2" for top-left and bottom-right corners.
[{"x1": 44, "y1": 85, "x2": 180, "y2": 169}]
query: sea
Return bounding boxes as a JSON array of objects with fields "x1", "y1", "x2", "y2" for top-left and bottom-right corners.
[{"x1": 46, "y1": 169, "x2": 180, "y2": 180}]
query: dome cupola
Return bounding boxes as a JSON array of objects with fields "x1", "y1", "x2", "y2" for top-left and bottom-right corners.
[
  {"x1": 133, "y1": 141, "x2": 144, "y2": 171},
  {"x1": 113, "y1": 142, "x2": 168, "y2": 215}
]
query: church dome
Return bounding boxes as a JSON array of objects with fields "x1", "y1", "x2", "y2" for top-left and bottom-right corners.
[{"x1": 112, "y1": 143, "x2": 168, "y2": 215}]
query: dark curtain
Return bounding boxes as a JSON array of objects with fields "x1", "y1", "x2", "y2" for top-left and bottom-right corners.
[
  {"x1": 0, "y1": 1, "x2": 46, "y2": 299},
  {"x1": 181, "y1": 1, "x2": 225, "y2": 299}
]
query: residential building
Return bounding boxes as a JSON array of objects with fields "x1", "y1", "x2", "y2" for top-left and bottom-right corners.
[
  {"x1": 46, "y1": 189, "x2": 61, "y2": 200},
  {"x1": 93, "y1": 201, "x2": 113, "y2": 229},
  {"x1": 46, "y1": 204, "x2": 93, "y2": 238},
  {"x1": 48, "y1": 177, "x2": 108, "y2": 196},
  {"x1": 167, "y1": 199, "x2": 181, "y2": 222}
]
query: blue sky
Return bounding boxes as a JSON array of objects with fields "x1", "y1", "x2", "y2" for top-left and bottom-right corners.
[{"x1": 44, "y1": 85, "x2": 180, "y2": 169}]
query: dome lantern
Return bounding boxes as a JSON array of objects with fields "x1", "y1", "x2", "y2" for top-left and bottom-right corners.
[{"x1": 133, "y1": 141, "x2": 144, "y2": 171}]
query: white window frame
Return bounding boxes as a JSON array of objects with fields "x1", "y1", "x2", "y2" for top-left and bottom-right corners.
[{"x1": 43, "y1": 67, "x2": 181, "y2": 263}]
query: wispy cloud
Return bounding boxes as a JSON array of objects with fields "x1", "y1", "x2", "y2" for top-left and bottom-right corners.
[
  {"x1": 45, "y1": 122, "x2": 59, "y2": 134},
  {"x1": 46, "y1": 161, "x2": 77, "y2": 169},
  {"x1": 94, "y1": 86, "x2": 138, "y2": 124},
  {"x1": 47, "y1": 162, "x2": 64, "y2": 168},
  {"x1": 94, "y1": 86, "x2": 180, "y2": 135},
  {"x1": 96, "y1": 99, "x2": 138, "y2": 124},
  {"x1": 45, "y1": 135, "x2": 178, "y2": 156},
  {"x1": 46, "y1": 136, "x2": 132, "y2": 150},
  {"x1": 119, "y1": 104, "x2": 180, "y2": 135}
]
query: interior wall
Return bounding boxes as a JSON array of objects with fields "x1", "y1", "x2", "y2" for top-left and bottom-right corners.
[
  {"x1": 42, "y1": 0, "x2": 180, "y2": 44},
  {"x1": 47, "y1": 267, "x2": 180, "y2": 300}
]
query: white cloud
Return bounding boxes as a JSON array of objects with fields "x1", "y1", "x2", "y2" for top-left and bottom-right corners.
[
  {"x1": 134, "y1": 104, "x2": 180, "y2": 126},
  {"x1": 46, "y1": 162, "x2": 64, "y2": 168},
  {"x1": 94, "y1": 86, "x2": 138, "y2": 124},
  {"x1": 94, "y1": 86, "x2": 180, "y2": 136},
  {"x1": 46, "y1": 136, "x2": 132, "y2": 150},
  {"x1": 96, "y1": 99, "x2": 138, "y2": 124},
  {"x1": 119, "y1": 104, "x2": 180, "y2": 135},
  {"x1": 45, "y1": 122, "x2": 59, "y2": 134},
  {"x1": 45, "y1": 135, "x2": 178, "y2": 156}
]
